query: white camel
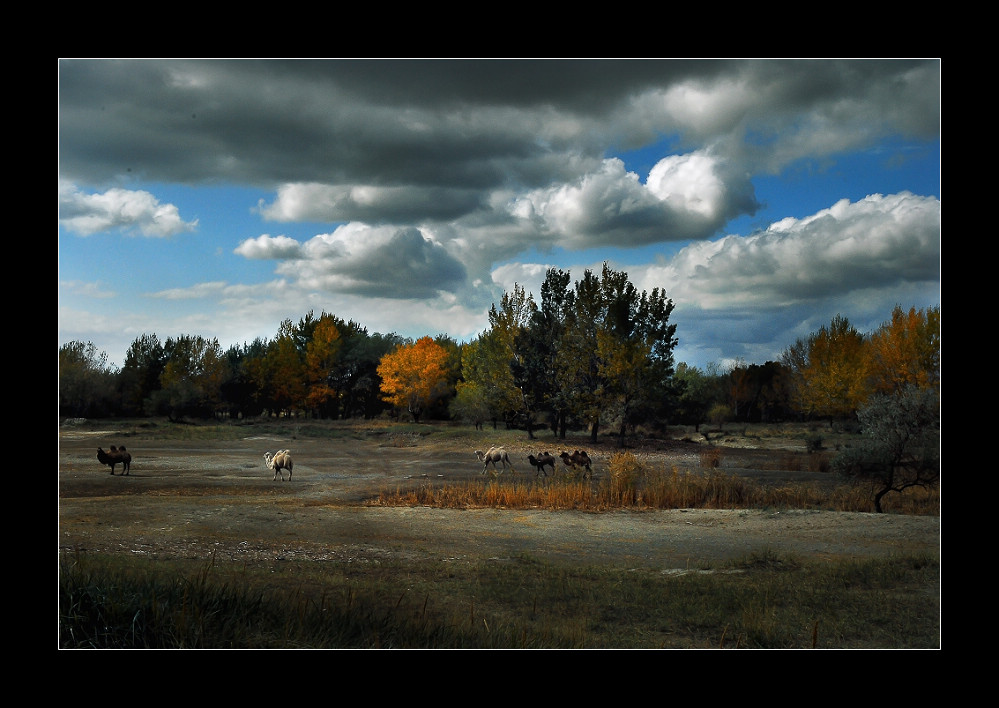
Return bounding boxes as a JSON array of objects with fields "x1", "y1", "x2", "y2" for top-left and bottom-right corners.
[
  {"x1": 474, "y1": 446, "x2": 515, "y2": 475},
  {"x1": 263, "y1": 449, "x2": 294, "y2": 481}
]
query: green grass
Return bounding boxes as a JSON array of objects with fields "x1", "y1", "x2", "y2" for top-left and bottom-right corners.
[{"x1": 59, "y1": 548, "x2": 939, "y2": 649}]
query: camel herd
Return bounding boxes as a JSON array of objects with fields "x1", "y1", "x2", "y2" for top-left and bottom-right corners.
[
  {"x1": 95, "y1": 443, "x2": 592, "y2": 482},
  {"x1": 480, "y1": 446, "x2": 592, "y2": 478},
  {"x1": 256, "y1": 445, "x2": 589, "y2": 481}
]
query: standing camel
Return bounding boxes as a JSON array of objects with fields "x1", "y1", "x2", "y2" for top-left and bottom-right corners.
[
  {"x1": 559, "y1": 450, "x2": 592, "y2": 478},
  {"x1": 263, "y1": 450, "x2": 294, "y2": 481},
  {"x1": 527, "y1": 452, "x2": 557, "y2": 477},
  {"x1": 475, "y1": 447, "x2": 515, "y2": 475}
]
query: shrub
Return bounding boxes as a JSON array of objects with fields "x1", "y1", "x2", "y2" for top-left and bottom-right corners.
[
  {"x1": 700, "y1": 447, "x2": 722, "y2": 468},
  {"x1": 708, "y1": 404, "x2": 730, "y2": 430},
  {"x1": 805, "y1": 435, "x2": 823, "y2": 453},
  {"x1": 607, "y1": 452, "x2": 643, "y2": 496}
]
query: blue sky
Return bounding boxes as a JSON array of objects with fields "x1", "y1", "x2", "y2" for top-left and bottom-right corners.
[{"x1": 58, "y1": 59, "x2": 940, "y2": 371}]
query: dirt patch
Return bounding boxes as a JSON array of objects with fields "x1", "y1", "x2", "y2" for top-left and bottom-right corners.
[{"x1": 58, "y1": 426, "x2": 940, "y2": 570}]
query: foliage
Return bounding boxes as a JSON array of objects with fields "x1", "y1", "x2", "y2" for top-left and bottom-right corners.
[
  {"x1": 118, "y1": 333, "x2": 166, "y2": 416},
  {"x1": 727, "y1": 361, "x2": 796, "y2": 423},
  {"x1": 865, "y1": 305, "x2": 940, "y2": 396},
  {"x1": 377, "y1": 336, "x2": 451, "y2": 423},
  {"x1": 303, "y1": 315, "x2": 344, "y2": 416},
  {"x1": 149, "y1": 335, "x2": 229, "y2": 420},
  {"x1": 708, "y1": 403, "x2": 730, "y2": 429},
  {"x1": 785, "y1": 315, "x2": 869, "y2": 420},
  {"x1": 537, "y1": 268, "x2": 575, "y2": 437},
  {"x1": 59, "y1": 294, "x2": 938, "y2": 438},
  {"x1": 489, "y1": 284, "x2": 539, "y2": 428},
  {"x1": 482, "y1": 263, "x2": 678, "y2": 444},
  {"x1": 59, "y1": 341, "x2": 117, "y2": 417},
  {"x1": 332, "y1": 330, "x2": 405, "y2": 419},
  {"x1": 253, "y1": 320, "x2": 307, "y2": 416},
  {"x1": 452, "y1": 340, "x2": 492, "y2": 429},
  {"x1": 221, "y1": 339, "x2": 268, "y2": 418},
  {"x1": 424, "y1": 335, "x2": 463, "y2": 421},
  {"x1": 673, "y1": 363, "x2": 715, "y2": 429},
  {"x1": 832, "y1": 385, "x2": 940, "y2": 513},
  {"x1": 455, "y1": 285, "x2": 542, "y2": 432},
  {"x1": 780, "y1": 306, "x2": 940, "y2": 422}
]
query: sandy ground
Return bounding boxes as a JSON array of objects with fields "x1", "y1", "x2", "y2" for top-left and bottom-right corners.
[{"x1": 58, "y1": 427, "x2": 940, "y2": 571}]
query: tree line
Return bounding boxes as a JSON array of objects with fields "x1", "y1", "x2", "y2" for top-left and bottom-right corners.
[{"x1": 59, "y1": 263, "x2": 939, "y2": 447}]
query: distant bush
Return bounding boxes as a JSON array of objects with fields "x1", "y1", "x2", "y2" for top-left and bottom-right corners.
[{"x1": 700, "y1": 447, "x2": 722, "y2": 468}]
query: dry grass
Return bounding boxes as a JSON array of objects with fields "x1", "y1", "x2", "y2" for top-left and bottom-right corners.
[{"x1": 373, "y1": 451, "x2": 938, "y2": 515}]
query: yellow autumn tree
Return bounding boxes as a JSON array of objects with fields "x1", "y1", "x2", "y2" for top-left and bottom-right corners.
[
  {"x1": 304, "y1": 316, "x2": 343, "y2": 416},
  {"x1": 263, "y1": 320, "x2": 306, "y2": 416},
  {"x1": 377, "y1": 336, "x2": 449, "y2": 423},
  {"x1": 865, "y1": 305, "x2": 940, "y2": 397},
  {"x1": 793, "y1": 315, "x2": 870, "y2": 421}
]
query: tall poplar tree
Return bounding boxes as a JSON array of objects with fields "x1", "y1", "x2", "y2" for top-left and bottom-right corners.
[
  {"x1": 482, "y1": 284, "x2": 538, "y2": 429},
  {"x1": 156, "y1": 335, "x2": 229, "y2": 420},
  {"x1": 263, "y1": 320, "x2": 307, "y2": 417},
  {"x1": 865, "y1": 305, "x2": 940, "y2": 396},
  {"x1": 783, "y1": 315, "x2": 869, "y2": 422},
  {"x1": 595, "y1": 264, "x2": 677, "y2": 445},
  {"x1": 536, "y1": 268, "x2": 574, "y2": 437},
  {"x1": 119, "y1": 333, "x2": 166, "y2": 416},
  {"x1": 303, "y1": 315, "x2": 343, "y2": 418}
]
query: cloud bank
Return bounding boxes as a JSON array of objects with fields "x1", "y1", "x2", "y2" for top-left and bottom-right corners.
[{"x1": 58, "y1": 59, "x2": 940, "y2": 369}]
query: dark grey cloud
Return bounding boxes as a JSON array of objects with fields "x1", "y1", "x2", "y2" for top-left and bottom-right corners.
[
  {"x1": 59, "y1": 59, "x2": 940, "y2": 369},
  {"x1": 59, "y1": 59, "x2": 938, "y2": 262},
  {"x1": 59, "y1": 59, "x2": 937, "y2": 195}
]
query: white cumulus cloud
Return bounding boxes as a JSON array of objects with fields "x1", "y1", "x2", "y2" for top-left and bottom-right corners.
[
  {"x1": 234, "y1": 234, "x2": 305, "y2": 260},
  {"x1": 646, "y1": 191, "x2": 940, "y2": 309},
  {"x1": 58, "y1": 181, "x2": 198, "y2": 237},
  {"x1": 270, "y1": 223, "x2": 468, "y2": 300}
]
